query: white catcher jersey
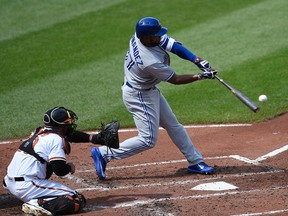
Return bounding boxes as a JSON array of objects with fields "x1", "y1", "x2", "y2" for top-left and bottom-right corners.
[
  {"x1": 124, "y1": 33, "x2": 176, "y2": 90},
  {"x1": 7, "y1": 129, "x2": 67, "y2": 180}
]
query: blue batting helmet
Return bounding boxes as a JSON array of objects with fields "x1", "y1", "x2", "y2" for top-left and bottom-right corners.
[{"x1": 136, "y1": 17, "x2": 167, "y2": 39}]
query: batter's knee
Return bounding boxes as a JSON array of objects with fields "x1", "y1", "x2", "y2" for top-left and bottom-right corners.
[
  {"x1": 38, "y1": 192, "x2": 86, "y2": 215},
  {"x1": 143, "y1": 135, "x2": 158, "y2": 147}
]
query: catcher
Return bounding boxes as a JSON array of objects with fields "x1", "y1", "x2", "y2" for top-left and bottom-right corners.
[{"x1": 3, "y1": 106, "x2": 119, "y2": 215}]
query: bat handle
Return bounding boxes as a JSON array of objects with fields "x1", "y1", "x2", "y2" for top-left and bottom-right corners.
[{"x1": 214, "y1": 75, "x2": 223, "y2": 82}]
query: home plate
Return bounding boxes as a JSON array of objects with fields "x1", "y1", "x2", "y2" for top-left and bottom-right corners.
[{"x1": 191, "y1": 181, "x2": 238, "y2": 191}]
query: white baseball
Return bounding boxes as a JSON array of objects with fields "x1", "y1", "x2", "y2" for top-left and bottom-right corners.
[{"x1": 258, "y1": 95, "x2": 268, "y2": 102}]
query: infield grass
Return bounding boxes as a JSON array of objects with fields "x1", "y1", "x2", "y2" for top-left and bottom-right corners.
[{"x1": 0, "y1": 0, "x2": 287, "y2": 139}]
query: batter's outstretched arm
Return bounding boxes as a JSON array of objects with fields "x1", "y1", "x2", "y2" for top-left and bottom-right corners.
[
  {"x1": 171, "y1": 42, "x2": 216, "y2": 73},
  {"x1": 168, "y1": 70, "x2": 217, "y2": 85},
  {"x1": 168, "y1": 73, "x2": 199, "y2": 85}
]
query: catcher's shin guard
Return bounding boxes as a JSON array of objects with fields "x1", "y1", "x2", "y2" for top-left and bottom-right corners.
[{"x1": 38, "y1": 193, "x2": 86, "y2": 215}]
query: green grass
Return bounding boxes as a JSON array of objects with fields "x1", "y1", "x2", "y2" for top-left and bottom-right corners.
[{"x1": 0, "y1": 0, "x2": 287, "y2": 140}]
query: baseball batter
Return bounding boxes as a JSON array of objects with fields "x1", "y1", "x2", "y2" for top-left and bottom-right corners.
[{"x1": 91, "y1": 17, "x2": 217, "y2": 180}]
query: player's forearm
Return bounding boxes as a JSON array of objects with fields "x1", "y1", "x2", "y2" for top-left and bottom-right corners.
[
  {"x1": 66, "y1": 130, "x2": 90, "y2": 143},
  {"x1": 168, "y1": 74, "x2": 199, "y2": 85},
  {"x1": 171, "y1": 42, "x2": 197, "y2": 62},
  {"x1": 66, "y1": 129, "x2": 105, "y2": 145}
]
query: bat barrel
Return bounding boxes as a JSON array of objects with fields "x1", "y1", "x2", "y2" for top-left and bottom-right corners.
[{"x1": 215, "y1": 75, "x2": 260, "y2": 113}]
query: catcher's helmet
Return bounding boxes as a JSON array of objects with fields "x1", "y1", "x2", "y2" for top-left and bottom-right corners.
[
  {"x1": 43, "y1": 106, "x2": 78, "y2": 127},
  {"x1": 136, "y1": 17, "x2": 167, "y2": 39}
]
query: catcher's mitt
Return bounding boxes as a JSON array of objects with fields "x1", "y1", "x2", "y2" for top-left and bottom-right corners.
[{"x1": 99, "y1": 120, "x2": 120, "y2": 149}]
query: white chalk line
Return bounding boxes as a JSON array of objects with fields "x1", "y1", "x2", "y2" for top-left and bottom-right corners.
[
  {"x1": 0, "y1": 123, "x2": 252, "y2": 145},
  {"x1": 84, "y1": 185, "x2": 288, "y2": 211},
  {"x1": 230, "y1": 144, "x2": 288, "y2": 165},
  {"x1": 231, "y1": 209, "x2": 288, "y2": 216},
  {"x1": 256, "y1": 144, "x2": 288, "y2": 162},
  {"x1": 74, "y1": 169, "x2": 284, "y2": 192}
]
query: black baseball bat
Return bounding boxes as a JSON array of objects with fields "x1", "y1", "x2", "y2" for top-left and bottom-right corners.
[{"x1": 215, "y1": 75, "x2": 260, "y2": 113}]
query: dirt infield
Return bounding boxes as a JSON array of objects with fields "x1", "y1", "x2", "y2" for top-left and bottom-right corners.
[{"x1": 0, "y1": 113, "x2": 287, "y2": 215}]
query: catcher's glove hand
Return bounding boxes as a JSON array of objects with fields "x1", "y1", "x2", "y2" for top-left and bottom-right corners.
[{"x1": 99, "y1": 120, "x2": 120, "y2": 149}]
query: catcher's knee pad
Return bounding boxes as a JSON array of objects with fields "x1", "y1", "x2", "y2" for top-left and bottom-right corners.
[{"x1": 38, "y1": 193, "x2": 86, "y2": 215}]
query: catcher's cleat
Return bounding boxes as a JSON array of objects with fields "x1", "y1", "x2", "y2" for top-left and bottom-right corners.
[
  {"x1": 22, "y1": 202, "x2": 53, "y2": 216},
  {"x1": 187, "y1": 162, "x2": 215, "y2": 174},
  {"x1": 91, "y1": 147, "x2": 107, "y2": 180}
]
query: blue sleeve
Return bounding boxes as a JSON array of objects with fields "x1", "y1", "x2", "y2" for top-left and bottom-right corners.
[{"x1": 171, "y1": 42, "x2": 197, "y2": 63}]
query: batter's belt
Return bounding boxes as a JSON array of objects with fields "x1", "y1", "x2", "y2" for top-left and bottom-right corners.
[{"x1": 125, "y1": 81, "x2": 155, "y2": 91}]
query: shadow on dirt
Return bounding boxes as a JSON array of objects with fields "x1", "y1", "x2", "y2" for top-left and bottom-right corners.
[
  {"x1": 213, "y1": 165, "x2": 280, "y2": 174},
  {"x1": 84, "y1": 193, "x2": 172, "y2": 213},
  {"x1": 107, "y1": 170, "x2": 188, "y2": 181},
  {"x1": 0, "y1": 194, "x2": 23, "y2": 209}
]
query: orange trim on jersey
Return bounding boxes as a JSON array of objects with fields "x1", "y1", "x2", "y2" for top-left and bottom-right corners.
[
  {"x1": 32, "y1": 136, "x2": 39, "y2": 148},
  {"x1": 31, "y1": 131, "x2": 66, "y2": 155},
  {"x1": 62, "y1": 138, "x2": 71, "y2": 155},
  {"x1": 31, "y1": 129, "x2": 63, "y2": 149}
]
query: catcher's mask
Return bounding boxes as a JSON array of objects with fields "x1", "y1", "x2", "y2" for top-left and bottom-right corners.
[{"x1": 43, "y1": 106, "x2": 78, "y2": 130}]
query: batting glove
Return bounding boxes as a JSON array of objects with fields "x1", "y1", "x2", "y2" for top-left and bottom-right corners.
[
  {"x1": 198, "y1": 70, "x2": 217, "y2": 80},
  {"x1": 194, "y1": 57, "x2": 215, "y2": 72}
]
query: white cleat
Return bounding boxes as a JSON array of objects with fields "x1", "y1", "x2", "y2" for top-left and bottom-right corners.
[{"x1": 22, "y1": 202, "x2": 53, "y2": 216}]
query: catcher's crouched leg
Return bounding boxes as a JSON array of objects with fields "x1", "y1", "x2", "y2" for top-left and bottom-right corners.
[{"x1": 38, "y1": 193, "x2": 86, "y2": 215}]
